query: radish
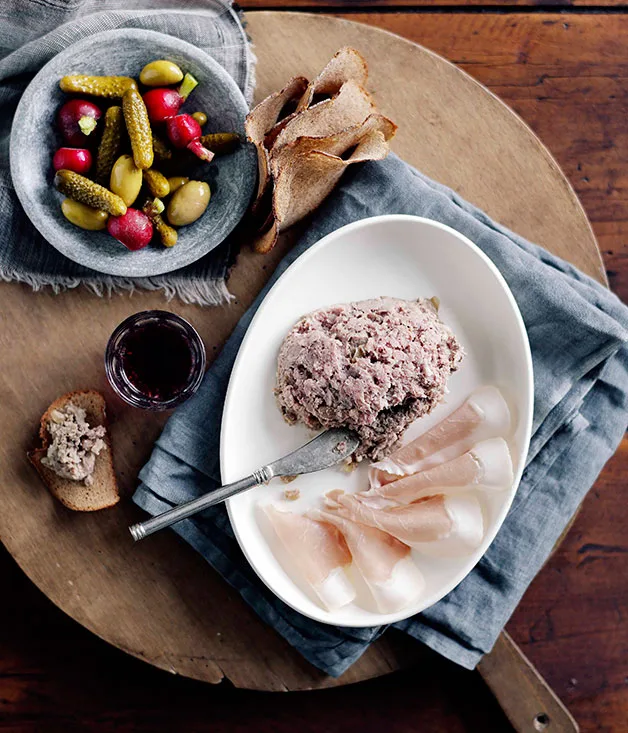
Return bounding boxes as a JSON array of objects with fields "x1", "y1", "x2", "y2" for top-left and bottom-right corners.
[
  {"x1": 165, "y1": 114, "x2": 214, "y2": 161},
  {"x1": 107, "y1": 209, "x2": 153, "y2": 250},
  {"x1": 52, "y1": 147, "x2": 92, "y2": 174},
  {"x1": 142, "y1": 73, "x2": 198, "y2": 124},
  {"x1": 57, "y1": 99, "x2": 101, "y2": 146}
]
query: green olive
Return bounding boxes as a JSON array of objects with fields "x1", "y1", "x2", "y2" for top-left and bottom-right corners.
[
  {"x1": 167, "y1": 181, "x2": 210, "y2": 226},
  {"x1": 109, "y1": 154, "x2": 143, "y2": 206},
  {"x1": 61, "y1": 198, "x2": 108, "y2": 230},
  {"x1": 167, "y1": 176, "x2": 189, "y2": 195},
  {"x1": 191, "y1": 111, "x2": 207, "y2": 126},
  {"x1": 139, "y1": 60, "x2": 184, "y2": 86}
]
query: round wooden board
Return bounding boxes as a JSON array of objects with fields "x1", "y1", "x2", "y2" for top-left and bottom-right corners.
[{"x1": 0, "y1": 11, "x2": 605, "y2": 692}]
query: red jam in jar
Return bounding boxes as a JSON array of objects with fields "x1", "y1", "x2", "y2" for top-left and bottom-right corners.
[{"x1": 105, "y1": 311, "x2": 206, "y2": 410}]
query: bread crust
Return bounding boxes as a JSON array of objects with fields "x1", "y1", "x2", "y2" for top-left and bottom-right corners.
[{"x1": 28, "y1": 390, "x2": 120, "y2": 512}]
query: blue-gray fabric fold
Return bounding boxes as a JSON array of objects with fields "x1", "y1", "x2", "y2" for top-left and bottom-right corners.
[{"x1": 134, "y1": 154, "x2": 628, "y2": 677}]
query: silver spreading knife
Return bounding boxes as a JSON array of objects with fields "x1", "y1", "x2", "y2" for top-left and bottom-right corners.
[{"x1": 129, "y1": 427, "x2": 360, "y2": 541}]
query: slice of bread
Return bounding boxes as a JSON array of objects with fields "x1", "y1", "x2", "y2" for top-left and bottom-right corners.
[{"x1": 28, "y1": 390, "x2": 120, "y2": 512}]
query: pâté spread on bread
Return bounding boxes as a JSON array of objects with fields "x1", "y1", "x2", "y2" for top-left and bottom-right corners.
[
  {"x1": 29, "y1": 390, "x2": 119, "y2": 512},
  {"x1": 40, "y1": 403, "x2": 107, "y2": 486}
]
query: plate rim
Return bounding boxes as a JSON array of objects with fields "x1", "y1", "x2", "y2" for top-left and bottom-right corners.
[
  {"x1": 9, "y1": 27, "x2": 256, "y2": 277},
  {"x1": 222, "y1": 213, "x2": 534, "y2": 627}
]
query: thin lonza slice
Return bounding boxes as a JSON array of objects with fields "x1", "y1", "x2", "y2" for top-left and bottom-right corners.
[
  {"x1": 359, "y1": 438, "x2": 514, "y2": 508},
  {"x1": 244, "y1": 76, "x2": 309, "y2": 211},
  {"x1": 296, "y1": 47, "x2": 369, "y2": 113},
  {"x1": 272, "y1": 78, "x2": 376, "y2": 153},
  {"x1": 369, "y1": 386, "x2": 512, "y2": 488},
  {"x1": 308, "y1": 507, "x2": 425, "y2": 614},
  {"x1": 270, "y1": 113, "x2": 397, "y2": 178},
  {"x1": 327, "y1": 491, "x2": 485, "y2": 555},
  {"x1": 262, "y1": 504, "x2": 355, "y2": 611},
  {"x1": 253, "y1": 127, "x2": 390, "y2": 253}
]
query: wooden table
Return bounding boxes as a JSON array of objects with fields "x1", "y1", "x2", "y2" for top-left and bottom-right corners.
[{"x1": 1, "y1": 2, "x2": 626, "y2": 732}]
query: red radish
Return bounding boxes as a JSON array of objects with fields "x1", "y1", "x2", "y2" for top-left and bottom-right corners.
[
  {"x1": 142, "y1": 72, "x2": 198, "y2": 123},
  {"x1": 52, "y1": 147, "x2": 92, "y2": 174},
  {"x1": 57, "y1": 99, "x2": 102, "y2": 146},
  {"x1": 107, "y1": 209, "x2": 153, "y2": 251},
  {"x1": 165, "y1": 114, "x2": 214, "y2": 161}
]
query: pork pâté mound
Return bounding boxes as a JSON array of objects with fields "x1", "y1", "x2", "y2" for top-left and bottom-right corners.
[{"x1": 275, "y1": 297, "x2": 463, "y2": 461}]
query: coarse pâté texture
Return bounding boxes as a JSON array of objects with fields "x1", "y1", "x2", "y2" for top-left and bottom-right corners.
[{"x1": 275, "y1": 297, "x2": 463, "y2": 461}]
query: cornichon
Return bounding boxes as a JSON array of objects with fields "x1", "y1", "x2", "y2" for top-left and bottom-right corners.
[
  {"x1": 143, "y1": 169, "x2": 170, "y2": 198},
  {"x1": 143, "y1": 198, "x2": 178, "y2": 248},
  {"x1": 152, "y1": 134, "x2": 172, "y2": 163},
  {"x1": 55, "y1": 169, "x2": 127, "y2": 216},
  {"x1": 167, "y1": 176, "x2": 189, "y2": 194},
  {"x1": 95, "y1": 106, "x2": 123, "y2": 185},
  {"x1": 123, "y1": 88, "x2": 154, "y2": 170},
  {"x1": 59, "y1": 75, "x2": 137, "y2": 98},
  {"x1": 200, "y1": 132, "x2": 239, "y2": 155}
]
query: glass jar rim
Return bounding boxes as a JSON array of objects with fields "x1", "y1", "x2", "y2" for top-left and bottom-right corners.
[{"x1": 105, "y1": 310, "x2": 206, "y2": 411}]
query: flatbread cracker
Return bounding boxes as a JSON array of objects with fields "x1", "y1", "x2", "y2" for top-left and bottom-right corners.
[
  {"x1": 297, "y1": 47, "x2": 368, "y2": 112},
  {"x1": 273, "y1": 79, "x2": 375, "y2": 152},
  {"x1": 245, "y1": 76, "x2": 309, "y2": 211},
  {"x1": 253, "y1": 128, "x2": 390, "y2": 253},
  {"x1": 269, "y1": 113, "x2": 396, "y2": 178}
]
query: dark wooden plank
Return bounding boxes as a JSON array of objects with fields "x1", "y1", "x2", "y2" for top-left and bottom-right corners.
[
  {"x1": 239, "y1": 1, "x2": 628, "y2": 7},
  {"x1": 508, "y1": 438, "x2": 628, "y2": 733},
  {"x1": 0, "y1": 548, "x2": 512, "y2": 732}
]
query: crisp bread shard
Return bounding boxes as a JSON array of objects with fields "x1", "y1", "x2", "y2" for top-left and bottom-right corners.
[
  {"x1": 269, "y1": 113, "x2": 397, "y2": 178},
  {"x1": 246, "y1": 48, "x2": 396, "y2": 253},
  {"x1": 252, "y1": 115, "x2": 396, "y2": 255},
  {"x1": 272, "y1": 79, "x2": 375, "y2": 152},
  {"x1": 296, "y1": 47, "x2": 369, "y2": 113},
  {"x1": 244, "y1": 76, "x2": 308, "y2": 213}
]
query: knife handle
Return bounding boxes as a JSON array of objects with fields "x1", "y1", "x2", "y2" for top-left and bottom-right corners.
[
  {"x1": 477, "y1": 631, "x2": 579, "y2": 733},
  {"x1": 129, "y1": 466, "x2": 272, "y2": 541}
]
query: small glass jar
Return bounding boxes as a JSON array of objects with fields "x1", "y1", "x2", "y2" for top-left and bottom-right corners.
[{"x1": 105, "y1": 310, "x2": 206, "y2": 410}]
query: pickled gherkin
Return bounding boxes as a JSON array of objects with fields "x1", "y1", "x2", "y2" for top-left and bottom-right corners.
[
  {"x1": 143, "y1": 169, "x2": 170, "y2": 198},
  {"x1": 152, "y1": 134, "x2": 172, "y2": 163},
  {"x1": 95, "y1": 106, "x2": 123, "y2": 185},
  {"x1": 55, "y1": 169, "x2": 127, "y2": 216},
  {"x1": 200, "y1": 132, "x2": 239, "y2": 155},
  {"x1": 143, "y1": 198, "x2": 177, "y2": 248},
  {"x1": 59, "y1": 75, "x2": 137, "y2": 98},
  {"x1": 167, "y1": 176, "x2": 189, "y2": 194},
  {"x1": 123, "y1": 88, "x2": 154, "y2": 170}
]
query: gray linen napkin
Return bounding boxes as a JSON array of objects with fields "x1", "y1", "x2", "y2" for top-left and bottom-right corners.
[
  {"x1": 0, "y1": 0, "x2": 253, "y2": 306},
  {"x1": 134, "y1": 154, "x2": 628, "y2": 676}
]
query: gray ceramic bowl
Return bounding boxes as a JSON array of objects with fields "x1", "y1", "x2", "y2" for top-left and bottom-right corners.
[{"x1": 10, "y1": 29, "x2": 256, "y2": 277}]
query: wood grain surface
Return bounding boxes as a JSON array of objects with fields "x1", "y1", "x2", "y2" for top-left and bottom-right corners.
[
  {"x1": 240, "y1": 1, "x2": 628, "y2": 7},
  {"x1": 1, "y1": 5, "x2": 627, "y2": 733}
]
